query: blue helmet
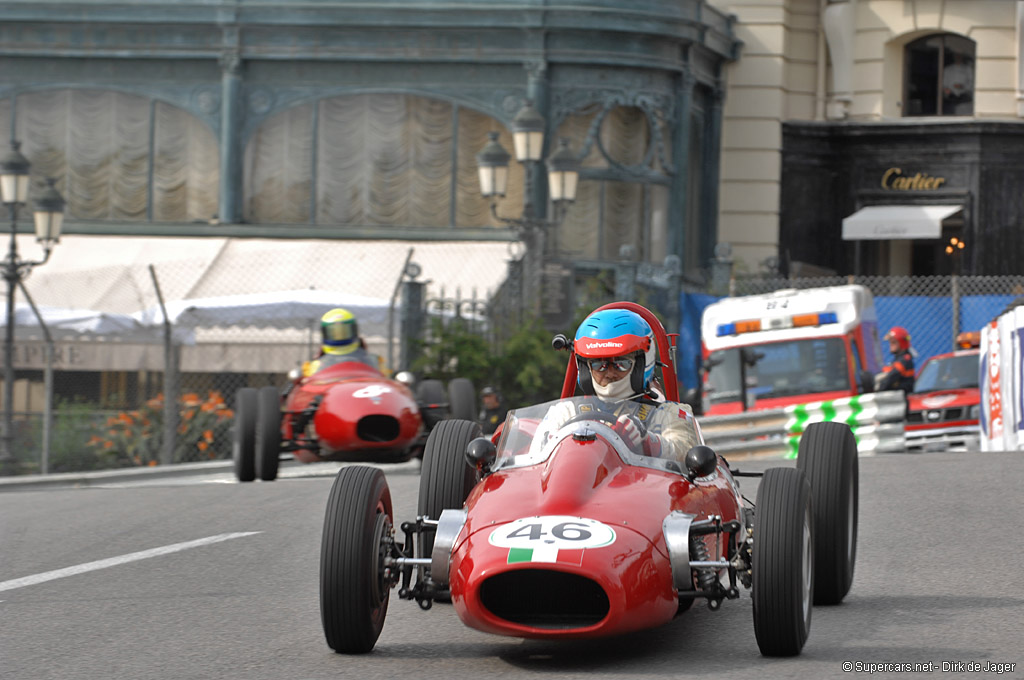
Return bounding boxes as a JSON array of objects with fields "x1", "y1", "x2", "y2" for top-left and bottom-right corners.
[{"x1": 574, "y1": 309, "x2": 656, "y2": 396}]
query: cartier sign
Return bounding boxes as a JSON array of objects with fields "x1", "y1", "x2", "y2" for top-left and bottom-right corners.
[{"x1": 881, "y1": 168, "x2": 946, "y2": 191}]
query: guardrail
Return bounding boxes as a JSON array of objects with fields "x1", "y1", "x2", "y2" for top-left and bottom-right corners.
[{"x1": 700, "y1": 391, "x2": 907, "y2": 458}]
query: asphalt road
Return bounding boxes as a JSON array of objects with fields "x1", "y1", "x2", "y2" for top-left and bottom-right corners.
[{"x1": 1, "y1": 452, "x2": 1022, "y2": 680}]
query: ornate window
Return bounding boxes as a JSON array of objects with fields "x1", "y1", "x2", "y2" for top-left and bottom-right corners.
[
  {"x1": 243, "y1": 94, "x2": 522, "y2": 228},
  {"x1": 554, "y1": 103, "x2": 673, "y2": 264},
  {"x1": 903, "y1": 34, "x2": 976, "y2": 117},
  {"x1": 2, "y1": 90, "x2": 218, "y2": 222}
]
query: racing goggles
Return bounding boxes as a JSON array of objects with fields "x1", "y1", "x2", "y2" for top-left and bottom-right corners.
[{"x1": 587, "y1": 356, "x2": 635, "y2": 373}]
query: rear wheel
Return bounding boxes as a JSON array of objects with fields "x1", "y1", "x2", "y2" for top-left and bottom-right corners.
[
  {"x1": 232, "y1": 388, "x2": 257, "y2": 482},
  {"x1": 255, "y1": 386, "x2": 282, "y2": 482},
  {"x1": 752, "y1": 467, "x2": 813, "y2": 657},
  {"x1": 417, "y1": 379, "x2": 447, "y2": 431},
  {"x1": 417, "y1": 419, "x2": 480, "y2": 586},
  {"x1": 447, "y1": 378, "x2": 477, "y2": 422},
  {"x1": 796, "y1": 421, "x2": 858, "y2": 604},
  {"x1": 320, "y1": 466, "x2": 393, "y2": 654}
]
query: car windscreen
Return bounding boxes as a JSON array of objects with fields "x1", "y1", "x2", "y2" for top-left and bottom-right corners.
[
  {"x1": 492, "y1": 396, "x2": 699, "y2": 476},
  {"x1": 707, "y1": 337, "x2": 851, "y2": 403},
  {"x1": 913, "y1": 353, "x2": 979, "y2": 392}
]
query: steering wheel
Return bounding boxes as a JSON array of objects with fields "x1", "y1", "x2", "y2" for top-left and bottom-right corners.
[
  {"x1": 560, "y1": 410, "x2": 648, "y2": 437},
  {"x1": 562, "y1": 411, "x2": 618, "y2": 428}
]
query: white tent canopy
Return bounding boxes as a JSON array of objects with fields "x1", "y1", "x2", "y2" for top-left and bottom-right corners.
[
  {"x1": 134, "y1": 289, "x2": 392, "y2": 332},
  {"x1": 1, "y1": 303, "x2": 159, "y2": 341}
]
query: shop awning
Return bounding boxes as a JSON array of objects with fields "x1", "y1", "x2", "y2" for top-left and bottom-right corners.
[{"x1": 842, "y1": 205, "x2": 963, "y2": 240}]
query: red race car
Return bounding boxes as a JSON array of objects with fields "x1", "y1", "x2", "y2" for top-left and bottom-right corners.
[
  {"x1": 232, "y1": 362, "x2": 476, "y2": 482},
  {"x1": 319, "y1": 302, "x2": 859, "y2": 657}
]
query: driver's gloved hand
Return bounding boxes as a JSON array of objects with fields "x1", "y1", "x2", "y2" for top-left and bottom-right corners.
[
  {"x1": 613, "y1": 414, "x2": 644, "y2": 450},
  {"x1": 614, "y1": 414, "x2": 665, "y2": 458}
]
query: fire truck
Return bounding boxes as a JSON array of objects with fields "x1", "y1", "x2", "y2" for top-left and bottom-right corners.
[{"x1": 698, "y1": 285, "x2": 885, "y2": 415}]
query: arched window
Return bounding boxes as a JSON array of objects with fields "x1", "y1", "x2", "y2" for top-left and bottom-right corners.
[
  {"x1": 904, "y1": 34, "x2": 975, "y2": 117},
  {"x1": 243, "y1": 94, "x2": 523, "y2": 228},
  {"x1": 3, "y1": 90, "x2": 219, "y2": 222}
]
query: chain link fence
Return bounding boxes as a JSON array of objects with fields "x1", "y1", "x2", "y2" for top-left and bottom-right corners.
[
  {"x1": 1, "y1": 237, "x2": 511, "y2": 475},
  {"x1": 5, "y1": 253, "x2": 1022, "y2": 475}
]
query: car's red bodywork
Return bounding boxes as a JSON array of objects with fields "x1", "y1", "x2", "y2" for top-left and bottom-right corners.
[
  {"x1": 283, "y1": 361, "x2": 424, "y2": 462},
  {"x1": 450, "y1": 432, "x2": 742, "y2": 638}
]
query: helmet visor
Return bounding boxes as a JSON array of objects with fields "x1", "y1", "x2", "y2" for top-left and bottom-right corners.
[{"x1": 588, "y1": 356, "x2": 634, "y2": 373}]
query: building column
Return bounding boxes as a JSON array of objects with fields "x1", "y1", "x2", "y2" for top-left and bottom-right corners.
[
  {"x1": 668, "y1": 70, "x2": 695, "y2": 268},
  {"x1": 823, "y1": 0, "x2": 856, "y2": 120},
  {"x1": 525, "y1": 60, "x2": 550, "y2": 223},
  {"x1": 219, "y1": 48, "x2": 243, "y2": 224},
  {"x1": 702, "y1": 86, "x2": 725, "y2": 272},
  {"x1": 1017, "y1": 2, "x2": 1024, "y2": 116}
]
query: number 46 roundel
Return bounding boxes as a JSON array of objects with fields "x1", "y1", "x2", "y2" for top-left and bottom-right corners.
[{"x1": 488, "y1": 516, "x2": 616, "y2": 564}]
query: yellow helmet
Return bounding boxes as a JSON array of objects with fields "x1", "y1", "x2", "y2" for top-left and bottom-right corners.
[{"x1": 320, "y1": 308, "x2": 359, "y2": 355}]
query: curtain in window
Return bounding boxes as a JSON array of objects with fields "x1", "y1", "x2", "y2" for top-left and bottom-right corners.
[
  {"x1": 9, "y1": 89, "x2": 217, "y2": 222},
  {"x1": 554, "y1": 105, "x2": 660, "y2": 261},
  {"x1": 244, "y1": 101, "x2": 314, "y2": 223},
  {"x1": 244, "y1": 93, "x2": 522, "y2": 228}
]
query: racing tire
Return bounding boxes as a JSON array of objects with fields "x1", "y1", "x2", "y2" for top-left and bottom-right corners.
[
  {"x1": 796, "y1": 421, "x2": 858, "y2": 605},
  {"x1": 417, "y1": 419, "x2": 481, "y2": 597},
  {"x1": 320, "y1": 466, "x2": 393, "y2": 654},
  {"x1": 417, "y1": 379, "x2": 448, "y2": 431},
  {"x1": 447, "y1": 377, "x2": 477, "y2": 422},
  {"x1": 255, "y1": 386, "x2": 282, "y2": 482},
  {"x1": 752, "y1": 467, "x2": 813, "y2": 657},
  {"x1": 232, "y1": 388, "x2": 257, "y2": 482}
]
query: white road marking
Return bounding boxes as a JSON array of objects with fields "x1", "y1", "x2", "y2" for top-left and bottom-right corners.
[{"x1": 0, "y1": 532, "x2": 261, "y2": 593}]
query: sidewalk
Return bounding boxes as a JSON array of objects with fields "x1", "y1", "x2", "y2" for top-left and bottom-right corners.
[{"x1": 0, "y1": 456, "x2": 422, "y2": 491}]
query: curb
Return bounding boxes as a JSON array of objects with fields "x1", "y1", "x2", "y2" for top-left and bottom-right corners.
[{"x1": 0, "y1": 456, "x2": 422, "y2": 491}]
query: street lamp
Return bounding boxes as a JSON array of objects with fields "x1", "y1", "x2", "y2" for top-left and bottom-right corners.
[
  {"x1": 475, "y1": 101, "x2": 580, "y2": 245},
  {"x1": 1, "y1": 141, "x2": 66, "y2": 473}
]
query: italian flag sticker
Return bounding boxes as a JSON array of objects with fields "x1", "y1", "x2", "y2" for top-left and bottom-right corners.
[{"x1": 489, "y1": 516, "x2": 616, "y2": 565}]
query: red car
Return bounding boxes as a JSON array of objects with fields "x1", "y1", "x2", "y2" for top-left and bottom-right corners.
[
  {"x1": 318, "y1": 302, "x2": 859, "y2": 657},
  {"x1": 232, "y1": 362, "x2": 476, "y2": 481},
  {"x1": 905, "y1": 347, "x2": 981, "y2": 451}
]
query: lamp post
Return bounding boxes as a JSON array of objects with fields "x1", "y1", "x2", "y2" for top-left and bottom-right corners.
[
  {"x1": 0, "y1": 141, "x2": 65, "y2": 473},
  {"x1": 475, "y1": 101, "x2": 580, "y2": 252}
]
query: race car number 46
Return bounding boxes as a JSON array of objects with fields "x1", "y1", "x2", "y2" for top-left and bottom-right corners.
[{"x1": 489, "y1": 516, "x2": 616, "y2": 555}]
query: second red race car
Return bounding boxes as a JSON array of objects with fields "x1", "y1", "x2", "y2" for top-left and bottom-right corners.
[
  {"x1": 318, "y1": 301, "x2": 859, "y2": 657},
  {"x1": 232, "y1": 362, "x2": 476, "y2": 482}
]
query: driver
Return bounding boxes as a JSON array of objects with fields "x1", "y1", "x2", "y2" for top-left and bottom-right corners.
[
  {"x1": 541, "y1": 309, "x2": 700, "y2": 461},
  {"x1": 303, "y1": 308, "x2": 382, "y2": 376}
]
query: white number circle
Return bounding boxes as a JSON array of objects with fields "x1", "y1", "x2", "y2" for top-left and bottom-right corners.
[
  {"x1": 488, "y1": 516, "x2": 616, "y2": 550},
  {"x1": 353, "y1": 385, "x2": 391, "y2": 399}
]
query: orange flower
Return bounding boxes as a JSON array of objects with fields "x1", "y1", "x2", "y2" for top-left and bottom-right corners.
[
  {"x1": 203, "y1": 429, "x2": 214, "y2": 442},
  {"x1": 197, "y1": 441, "x2": 208, "y2": 451},
  {"x1": 148, "y1": 460, "x2": 157, "y2": 467},
  {"x1": 104, "y1": 441, "x2": 114, "y2": 449}
]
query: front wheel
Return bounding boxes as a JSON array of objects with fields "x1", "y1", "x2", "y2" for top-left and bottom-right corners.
[
  {"x1": 796, "y1": 421, "x2": 858, "y2": 604},
  {"x1": 320, "y1": 466, "x2": 393, "y2": 654},
  {"x1": 752, "y1": 466, "x2": 813, "y2": 657},
  {"x1": 417, "y1": 419, "x2": 480, "y2": 583}
]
